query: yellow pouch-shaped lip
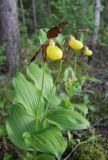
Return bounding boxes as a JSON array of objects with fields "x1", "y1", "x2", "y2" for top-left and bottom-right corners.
[
  {"x1": 69, "y1": 35, "x2": 83, "y2": 50},
  {"x1": 46, "y1": 41, "x2": 63, "y2": 60},
  {"x1": 84, "y1": 46, "x2": 92, "y2": 56}
]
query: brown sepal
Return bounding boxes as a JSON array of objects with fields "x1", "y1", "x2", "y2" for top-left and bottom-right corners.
[
  {"x1": 58, "y1": 21, "x2": 69, "y2": 29},
  {"x1": 28, "y1": 50, "x2": 40, "y2": 65},
  {"x1": 47, "y1": 21, "x2": 69, "y2": 39},
  {"x1": 74, "y1": 28, "x2": 90, "y2": 38},
  {"x1": 47, "y1": 27, "x2": 60, "y2": 39},
  {"x1": 80, "y1": 46, "x2": 85, "y2": 57},
  {"x1": 42, "y1": 43, "x2": 49, "y2": 61},
  {"x1": 78, "y1": 28, "x2": 89, "y2": 33}
]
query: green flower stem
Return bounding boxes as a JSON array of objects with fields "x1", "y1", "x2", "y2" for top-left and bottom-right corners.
[
  {"x1": 44, "y1": 60, "x2": 63, "y2": 119},
  {"x1": 36, "y1": 63, "x2": 46, "y2": 131},
  {"x1": 74, "y1": 53, "x2": 78, "y2": 75},
  {"x1": 55, "y1": 60, "x2": 63, "y2": 85}
]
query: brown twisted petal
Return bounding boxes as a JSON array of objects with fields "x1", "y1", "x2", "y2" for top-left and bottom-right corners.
[
  {"x1": 58, "y1": 21, "x2": 69, "y2": 29},
  {"x1": 42, "y1": 43, "x2": 49, "y2": 61},
  {"x1": 28, "y1": 50, "x2": 39, "y2": 65},
  {"x1": 47, "y1": 21, "x2": 69, "y2": 39},
  {"x1": 47, "y1": 27, "x2": 60, "y2": 39},
  {"x1": 77, "y1": 28, "x2": 89, "y2": 33}
]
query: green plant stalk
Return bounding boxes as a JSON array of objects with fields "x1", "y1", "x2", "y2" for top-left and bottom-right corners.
[
  {"x1": 54, "y1": 60, "x2": 63, "y2": 85},
  {"x1": 44, "y1": 60, "x2": 63, "y2": 118},
  {"x1": 74, "y1": 53, "x2": 77, "y2": 75},
  {"x1": 36, "y1": 63, "x2": 46, "y2": 131}
]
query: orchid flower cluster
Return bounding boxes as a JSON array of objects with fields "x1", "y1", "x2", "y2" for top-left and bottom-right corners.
[{"x1": 29, "y1": 21, "x2": 92, "y2": 64}]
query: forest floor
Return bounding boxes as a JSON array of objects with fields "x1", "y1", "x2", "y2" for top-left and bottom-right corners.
[
  {"x1": 87, "y1": 47, "x2": 108, "y2": 159},
  {"x1": 90, "y1": 47, "x2": 108, "y2": 137}
]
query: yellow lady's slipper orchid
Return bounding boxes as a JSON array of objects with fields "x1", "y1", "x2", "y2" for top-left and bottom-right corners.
[
  {"x1": 84, "y1": 46, "x2": 92, "y2": 56},
  {"x1": 69, "y1": 35, "x2": 83, "y2": 50},
  {"x1": 46, "y1": 40, "x2": 63, "y2": 60}
]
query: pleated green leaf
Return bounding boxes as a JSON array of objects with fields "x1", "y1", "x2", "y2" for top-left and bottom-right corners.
[
  {"x1": 72, "y1": 103, "x2": 88, "y2": 114},
  {"x1": 36, "y1": 154, "x2": 56, "y2": 160},
  {"x1": 46, "y1": 109, "x2": 90, "y2": 131},
  {"x1": 13, "y1": 72, "x2": 44, "y2": 117},
  {"x1": 27, "y1": 63, "x2": 54, "y2": 100},
  {"x1": 6, "y1": 105, "x2": 67, "y2": 159},
  {"x1": 29, "y1": 127, "x2": 67, "y2": 160},
  {"x1": 6, "y1": 104, "x2": 36, "y2": 150}
]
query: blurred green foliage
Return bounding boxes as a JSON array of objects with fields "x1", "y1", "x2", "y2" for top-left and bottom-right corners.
[
  {"x1": 0, "y1": 44, "x2": 6, "y2": 65},
  {"x1": 17, "y1": 0, "x2": 108, "y2": 55},
  {"x1": 18, "y1": 0, "x2": 93, "y2": 51}
]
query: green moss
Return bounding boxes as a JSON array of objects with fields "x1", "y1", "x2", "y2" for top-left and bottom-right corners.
[{"x1": 70, "y1": 143, "x2": 105, "y2": 160}]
